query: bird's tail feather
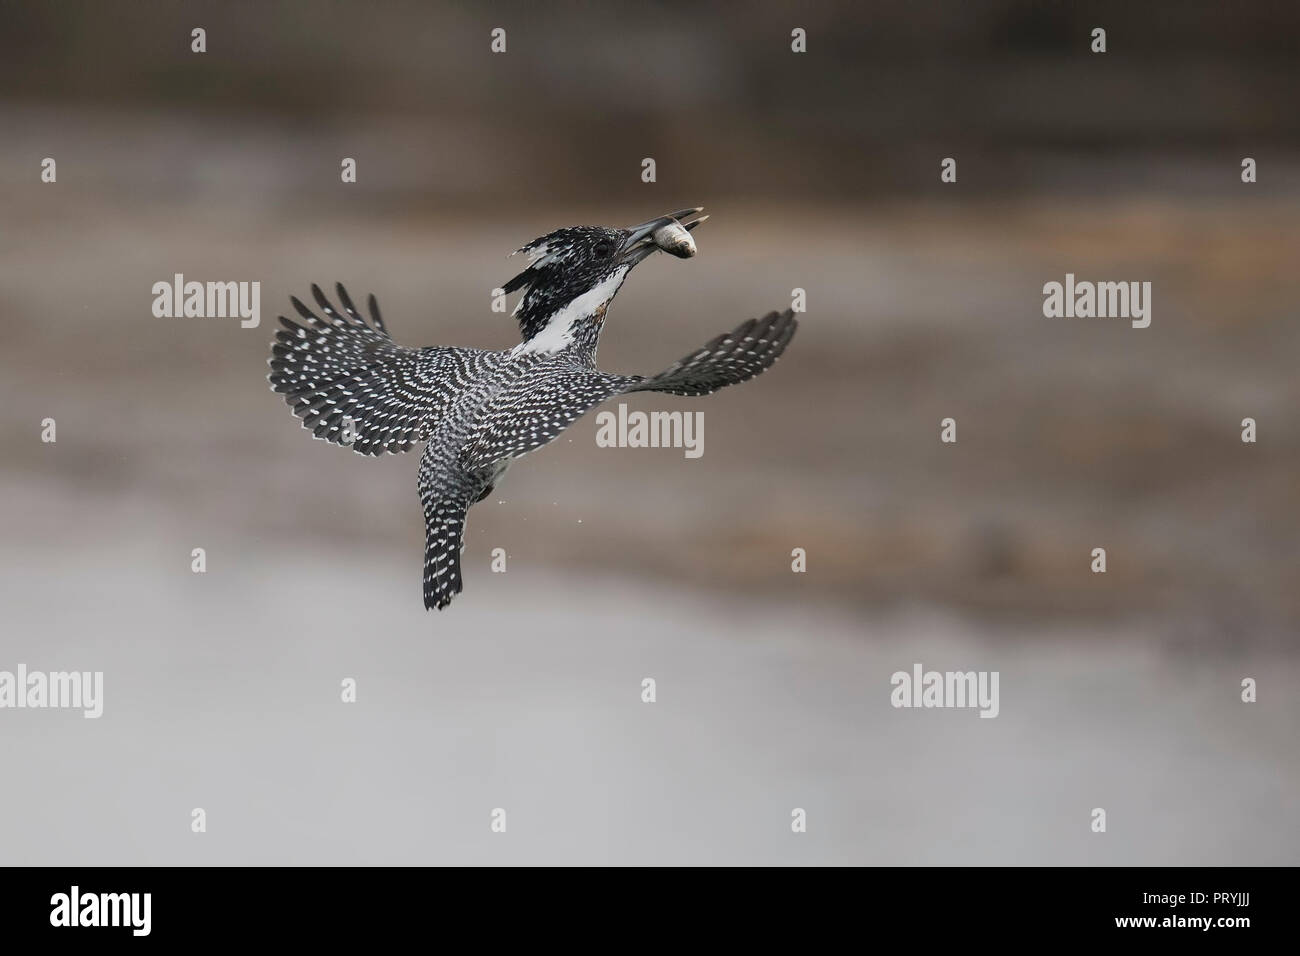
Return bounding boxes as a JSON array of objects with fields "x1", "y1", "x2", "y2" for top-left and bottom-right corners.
[{"x1": 423, "y1": 497, "x2": 470, "y2": 610}]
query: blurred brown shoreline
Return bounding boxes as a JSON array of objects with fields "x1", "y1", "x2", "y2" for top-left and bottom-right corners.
[{"x1": 5, "y1": 162, "x2": 1297, "y2": 638}]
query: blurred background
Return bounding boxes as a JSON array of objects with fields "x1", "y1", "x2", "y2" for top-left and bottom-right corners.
[{"x1": 1, "y1": 0, "x2": 1297, "y2": 864}]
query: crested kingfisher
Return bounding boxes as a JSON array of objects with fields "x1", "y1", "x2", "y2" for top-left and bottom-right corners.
[{"x1": 268, "y1": 208, "x2": 797, "y2": 610}]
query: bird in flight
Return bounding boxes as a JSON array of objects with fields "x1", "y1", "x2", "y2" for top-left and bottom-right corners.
[{"x1": 268, "y1": 208, "x2": 797, "y2": 610}]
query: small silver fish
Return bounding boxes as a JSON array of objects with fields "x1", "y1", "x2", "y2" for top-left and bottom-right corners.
[{"x1": 652, "y1": 220, "x2": 697, "y2": 258}]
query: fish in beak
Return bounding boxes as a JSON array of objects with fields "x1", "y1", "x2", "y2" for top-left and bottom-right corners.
[{"x1": 620, "y1": 207, "x2": 709, "y2": 265}]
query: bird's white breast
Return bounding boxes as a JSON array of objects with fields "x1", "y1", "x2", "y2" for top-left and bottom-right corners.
[{"x1": 514, "y1": 269, "x2": 628, "y2": 355}]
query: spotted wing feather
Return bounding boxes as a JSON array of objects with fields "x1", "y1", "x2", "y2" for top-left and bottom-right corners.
[
  {"x1": 628, "y1": 309, "x2": 798, "y2": 397},
  {"x1": 461, "y1": 310, "x2": 797, "y2": 470},
  {"x1": 268, "y1": 283, "x2": 481, "y2": 455},
  {"x1": 461, "y1": 357, "x2": 634, "y2": 472}
]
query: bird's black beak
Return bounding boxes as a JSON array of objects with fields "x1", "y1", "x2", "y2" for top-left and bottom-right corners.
[{"x1": 620, "y1": 207, "x2": 709, "y2": 265}]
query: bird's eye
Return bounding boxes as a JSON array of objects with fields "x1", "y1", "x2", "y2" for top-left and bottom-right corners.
[{"x1": 593, "y1": 240, "x2": 616, "y2": 259}]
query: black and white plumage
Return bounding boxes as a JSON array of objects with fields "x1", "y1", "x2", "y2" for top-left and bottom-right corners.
[{"x1": 268, "y1": 208, "x2": 797, "y2": 610}]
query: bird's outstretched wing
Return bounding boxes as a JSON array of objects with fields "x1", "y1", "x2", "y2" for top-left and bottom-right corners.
[
  {"x1": 460, "y1": 309, "x2": 797, "y2": 471},
  {"x1": 268, "y1": 284, "x2": 484, "y2": 456},
  {"x1": 625, "y1": 309, "x2": 797, "y2": 397}
]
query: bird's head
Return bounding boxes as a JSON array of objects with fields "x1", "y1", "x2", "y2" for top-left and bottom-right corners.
[{"x1": 503, "y1": 207, "x2": 708, "y2": 355}]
